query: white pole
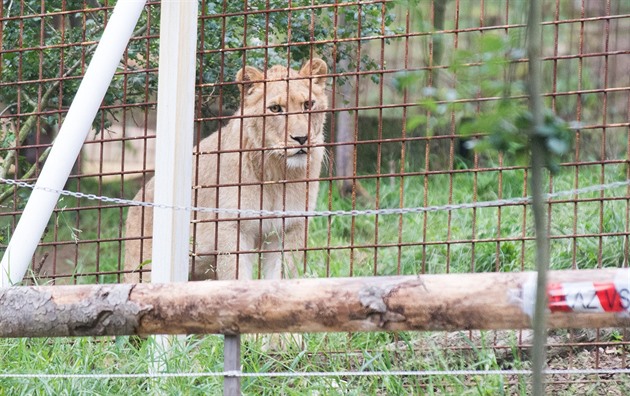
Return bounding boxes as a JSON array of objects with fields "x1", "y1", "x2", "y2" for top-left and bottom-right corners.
[
  {"x1": 0, "y1": 0, "x2": 148, "y2": 287},
  {"x1": 150, "y1": 0, "x2": 197, "y2": 283},
  {"x1": 149, "y1": 0, "x2": 198, "y2": 376}
]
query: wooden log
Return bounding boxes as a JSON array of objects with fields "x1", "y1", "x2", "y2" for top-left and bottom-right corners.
[{"x1": 0, "y1": 269, "x2": 629, "y2": 338}]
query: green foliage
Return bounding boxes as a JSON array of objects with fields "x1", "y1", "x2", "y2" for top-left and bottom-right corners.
[
  {"x1": 396, "y1": 32, "x2": 573, "y2": 173},
  {"x1": 460, "y1": 105, "x2": 573, "y2": 173},
  {"x1": 0, "y1": 0, "x2": 395, "y2": 152},
  {"x1": 0, "y1": 0, "x2": 395, "y2": 204},
  {"x1": 0, "y1": 0, "x2": 159, "y2": 130},
  {"x1": 199, "y1": 1, "x2": 399, "y2": 110}
]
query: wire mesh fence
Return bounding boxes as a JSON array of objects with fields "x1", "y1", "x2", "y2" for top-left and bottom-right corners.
[{"x1": 0, "y1": 0, "x2": 629, "y2": 394}]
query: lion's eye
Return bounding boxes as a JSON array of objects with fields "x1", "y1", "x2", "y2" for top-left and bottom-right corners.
[
  {"x1": 303, "y1": 100, "x2": 315, "y2": 111},
  {"x1": 268, "y1": 104, "x2": 283, "y2": 113}
]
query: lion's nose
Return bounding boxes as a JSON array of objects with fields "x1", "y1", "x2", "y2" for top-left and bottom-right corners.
[{"x1": 291, "y1": 135, "x2": 308, "y2": 145}]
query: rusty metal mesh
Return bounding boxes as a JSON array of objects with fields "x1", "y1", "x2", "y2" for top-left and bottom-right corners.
[{"x1": 0, "y1": 0, "x2": 629, "y2": 391}]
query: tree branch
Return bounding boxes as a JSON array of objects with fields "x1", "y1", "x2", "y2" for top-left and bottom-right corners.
[
  {"x1": 526, "y1": 0, "x2": 549, "y2": 395},
  {"x1": 0, "y1": 24, "x2": 149, "y2": 180},
  {"x1": 0, "y1": 45, "x2": 93, "y2": 179},
  {"x1": 0, "y1": 146, "x2": 51, "y2": 205}
]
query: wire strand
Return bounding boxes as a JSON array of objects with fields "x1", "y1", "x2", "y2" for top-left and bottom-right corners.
[
  {"x1": 1, "y1": 176, "x2": 628, "y2": 219},
  {"x1": 1, "y1": 367, "x2": 629, "y2": 380}
]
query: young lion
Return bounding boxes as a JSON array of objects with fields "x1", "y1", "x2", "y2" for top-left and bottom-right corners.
[{"x1": 124, "y1": 58, "x2": 328, "y2": 283}]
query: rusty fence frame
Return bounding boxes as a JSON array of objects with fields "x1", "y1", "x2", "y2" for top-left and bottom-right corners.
[{"x1": 0, "y1": 0, "x2": 629, "y2": 394}]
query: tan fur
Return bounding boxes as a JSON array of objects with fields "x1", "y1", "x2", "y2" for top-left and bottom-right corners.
[{"x1": 124, "y1": 59, "x2": 328, "y2": 283}]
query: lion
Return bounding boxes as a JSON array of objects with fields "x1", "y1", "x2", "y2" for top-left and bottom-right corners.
[{"x1": 124, "y1": 58, "x2": 328, "y2": 283}]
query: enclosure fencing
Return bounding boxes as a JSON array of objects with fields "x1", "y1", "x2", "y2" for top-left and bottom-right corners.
[{"x1": 1, "y1": 0, "x2": 629, "y2": 395}]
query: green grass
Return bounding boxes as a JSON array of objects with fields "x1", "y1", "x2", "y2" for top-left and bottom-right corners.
[
  {"x1": 1, "y1": 159, "x2": 629, "y2": 394},
  {"x1": 305, "y1": 161, "x2": 629, "y2": 278},
  {"x1": 15, "y1": 150, "x2": 626, "y2": 285},
  {"x1": 0, "y1": 332, "x2": 530, "y2": 395},
  {"x1": 2, "y1": 330, "x2": 628, "y2": 394}
]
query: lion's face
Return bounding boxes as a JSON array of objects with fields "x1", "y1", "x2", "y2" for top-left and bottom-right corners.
[{"x1": 235, "y1": 59, "x2": 328, "y2": 169}]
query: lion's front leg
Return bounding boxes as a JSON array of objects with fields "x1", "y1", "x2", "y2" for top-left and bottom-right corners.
[
  {"x1": 211, "y1": 221, "x2": 256, "y2": 280},
  {"x1": 262, "y1": 219, "x2": 307, "y2": 280},
  {"x1": 260, "y1": 220, "x2": 308, "y2": 350}
]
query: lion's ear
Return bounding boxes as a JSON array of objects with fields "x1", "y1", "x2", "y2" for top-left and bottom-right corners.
[
  {"x1": 235, "y1": 66, "x2": 264, "y2": 95},
  {"x1": 299, "y1": 58, "x2": 328, "y2": 86}
]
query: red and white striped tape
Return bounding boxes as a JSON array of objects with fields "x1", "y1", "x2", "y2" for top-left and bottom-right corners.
[{"x1": 547, "y1": 280, "x2": 630, "y2": 313}]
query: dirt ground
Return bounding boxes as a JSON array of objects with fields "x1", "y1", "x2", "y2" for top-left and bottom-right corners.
[{"x1": 419, "y1": 329, "x2": 630, "y2": 394}]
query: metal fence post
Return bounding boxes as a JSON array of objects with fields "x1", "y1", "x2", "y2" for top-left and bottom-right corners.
[
  {"x1": 224, "y1": 334, "x2": 242, "y2": 396},
  {"x1": 150, "y1": 0, "x2": 198, "y2": 378}
]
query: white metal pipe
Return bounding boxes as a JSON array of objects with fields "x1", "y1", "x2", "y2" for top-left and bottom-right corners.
[
  {"x1": 150, "y1": 0, "x2": 198, "y2": 284},
  {"x1": 149, "y1": 1, "x2": 198, "y2": 368},
  {"x1": 0, "y1": 0, "x2": 148, "y2": 286}
]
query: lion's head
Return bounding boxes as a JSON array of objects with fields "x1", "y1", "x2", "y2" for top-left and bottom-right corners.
[{"x1": 235, "y1": 58, "x2": 328, "y2": 170}]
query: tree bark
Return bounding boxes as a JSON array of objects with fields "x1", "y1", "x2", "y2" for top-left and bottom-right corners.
[
  {"x1": 334, "y1": 88, "x2": 355, "y2": 197},
  {"x1": 0, "y1": 269, "x2": 629, "y2": 338},
  {"x1": 333, "y1": 12, "x2": 369, "y2": 199}
]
